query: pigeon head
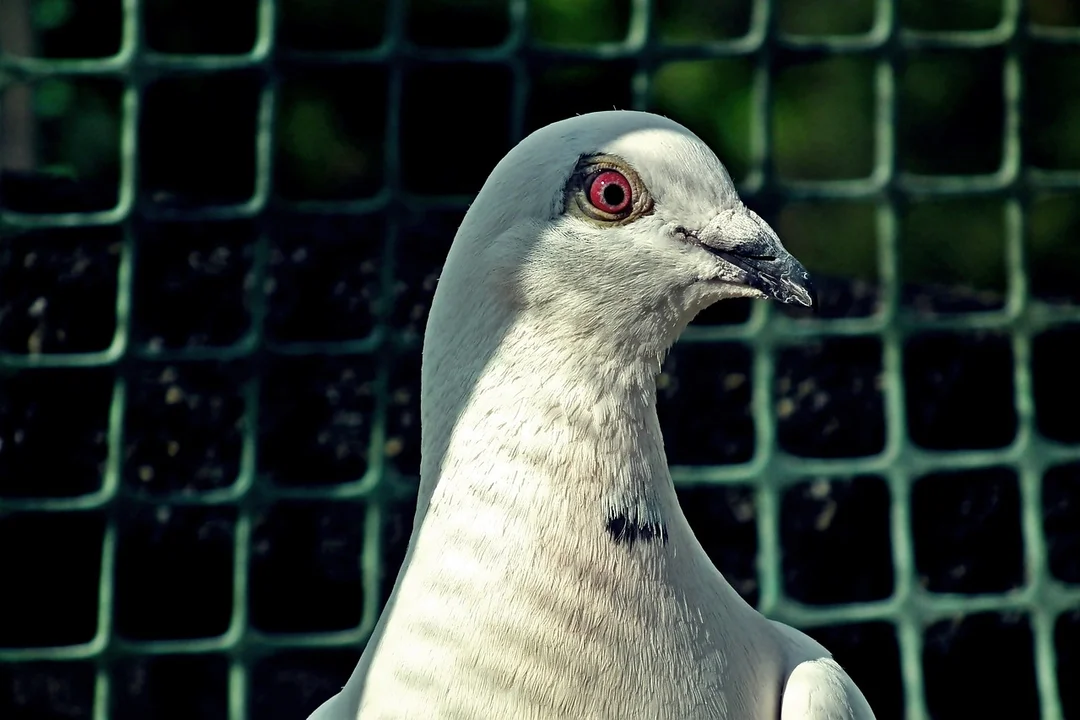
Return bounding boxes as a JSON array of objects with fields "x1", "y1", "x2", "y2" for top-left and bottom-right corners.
[{"x1": 443, "y1": 110, "x2": 815, "y2": 357}]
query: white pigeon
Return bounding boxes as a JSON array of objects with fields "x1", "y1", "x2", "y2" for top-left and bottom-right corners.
[{"x1": 308, "y1": 110, "x2": 877, "y2": 719}]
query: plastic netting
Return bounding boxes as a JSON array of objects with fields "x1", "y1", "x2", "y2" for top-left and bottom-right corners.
[{"x1": 1, "y1": 0, "x2": 1079, "y2": 718}]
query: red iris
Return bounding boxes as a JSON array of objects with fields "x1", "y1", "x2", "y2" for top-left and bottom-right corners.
[{"x1": 587, "y1": 170, "x2": 632, "y2": 214}]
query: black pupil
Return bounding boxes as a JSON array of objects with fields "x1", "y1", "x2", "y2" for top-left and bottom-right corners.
[{"x1": 602, "y1": 182, "x2": 625, "y2": 207}]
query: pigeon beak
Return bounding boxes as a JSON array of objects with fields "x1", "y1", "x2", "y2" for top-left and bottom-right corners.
[{"x1": 694, "y1": 211, "x2": 816, "y2": 308}]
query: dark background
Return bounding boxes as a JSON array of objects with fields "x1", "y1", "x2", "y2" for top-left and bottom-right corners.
[{"x1": 1, "y1": 0, "x2": 1079, "y2": 718}]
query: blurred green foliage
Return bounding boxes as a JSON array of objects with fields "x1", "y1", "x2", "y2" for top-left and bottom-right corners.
[
  {"x1": 530, "y1": 0, "x2": 630, "y2": 45},
  {"x1": 4, "y1": 0, "x2": 1079, "y2": 303},
  {"x1": 902, "y1": 200, "x2": 1008, "y2": 293},
  {"x1": 32, "y1": 0, "x2": 73, "y2": 31},
  {"x1": 778, "y1": 0, "x2": 875, "y2": 35}
]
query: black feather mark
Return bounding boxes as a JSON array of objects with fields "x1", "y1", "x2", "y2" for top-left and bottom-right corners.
[{"x1": 606, "y1": 512, "x2": 669, "y2": 547}]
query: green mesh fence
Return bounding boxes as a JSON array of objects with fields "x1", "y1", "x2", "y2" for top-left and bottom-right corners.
[{"x1": 2, "y1": 0, "x2": 1080, "y2": 718}]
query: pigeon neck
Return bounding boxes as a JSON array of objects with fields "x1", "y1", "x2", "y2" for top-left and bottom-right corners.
[{"x1": 416, "y1": 312, "x2": 678, "y2": 544}]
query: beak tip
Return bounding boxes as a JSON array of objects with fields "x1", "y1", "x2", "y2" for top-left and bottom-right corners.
[
  {"x1": 697, "y1": 221, "x2": 816, "y2": 309},
  {"x1": 798, "y1": 275, "x2": 818, "y2": 309},
  {"x1": 778, "y1": 269, "x2": 816, "y2": 309}
]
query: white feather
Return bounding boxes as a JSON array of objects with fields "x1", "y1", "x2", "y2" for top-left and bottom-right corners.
[{"x1": 307, "y1": 111, "x2": 876, "y2": 719}]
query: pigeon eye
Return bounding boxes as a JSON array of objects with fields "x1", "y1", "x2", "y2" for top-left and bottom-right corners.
[
  {"x1": 587, "y1": 170, "x2": 632, "y2": 215},
  {"x1": 569, "y1": 155, "x2": 652, "y2": 224}
]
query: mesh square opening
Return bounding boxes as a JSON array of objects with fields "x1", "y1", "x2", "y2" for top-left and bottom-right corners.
[
  {"x1": 781, "y1": 476, "x2": 893, "y2": 604},
  {"x1": 0, "y1": 512, "x2": 104, "y2": 647},
  {"x1": 251, "y1": 650, "x2": 359, "y2": 719},
  {"x1": 114, "y1": 505, "x2": 235, "y2": 640},
  {"x1": 0, "y1": 227, "x2": 121, "y2": 354},
  {"x1": 1029, "y1": 194, "x2": 1080, "y2": 305},
  {"x1": 113, "y1": 654, "x2": 228, "y2": 720},
  {"x1": 1, "y1": 0, "x2": 122, "y2": 58},
  {"x1": 923, "y1": 612, "x2": 1039, "y2": 718},
  {"x1": 802, "y1": 623, "x2": 903, "y2": 720},
  {"x1": 689, "y1": 297, "x2": 754, "y2": 327},
  {"x1": 123, "y1": 363, "x2": 246, "y2": 495},
  {"x1": 912, "y1": 466, "x2": 1024, "y2": 594},
  {"x1": 656, "y1": 0, "x2": 752, "y2": 42},
  {"x1": 776, "y1": 337, "x2": 886, "y2": 458},
  {"x1": 778, "y1": 0, "x2": 876, "y2": 35},
  {"x1": 280, "y1": 0, "x2": 385, "y2": 50},
  {"x1": 0, "y1": 368, "x2": 113, "y2": 499},
  {"x1": 249, "y1": 502, "x2": 366, "y2": 633},
  {"x1": 144, "y1": 0, "x2": 258, "y2": 54},
  {"x1": 527, "y1": 61, "x2": 635, "y2": 137},
  {"x1": 0, "y1": 79, "x2": 122, "y2": 213},
  {"x1": 134, "y1": 220, "x2": 255, "y2": 349},
  {"x1": 658, "y1": 342, "x2": 754, "y2": 466},
  {"x1": 1033, "y1": 325, "x2": 1080, "y2": 444},
  {"x1": 385, "y1": 348, "x2": 422, "y2": 477},
  {"x1": 899, "y1": 0, "x2": 1003, "y2": 30},
  {"x1": 1030, "y1": 0, "x2": 1080, "y2": 26},
  {"x1": 773, "y1": 56, "x2": 875, "y2": 181},
  {"x1": 267, "y1": 214, "x2": 385, "y2": 344},
  {"x1": 391, "y1": 209, "x2": 462, "y2": 339},
  {"x1": 776, "y1": 202, "x2": 880, "y2": 319},
  {"x1": 0, "y1": 662, "x2": 96, "y2": 720},
  {"x1": 406, "y1": 0, "x2": 510, "y2": 48},
  {"x1": 900, "y1": 199, "x2": 1007, "y2": 314},
  {"x1": 1027, "y1": 45, "x2": 1080, "y2": 171},
  {"x1": 141, "y1": 73, "x2": 261, "y2": 206},
  {"x1": 401, "y1": 64, "x2": 513, "y2": 195},
  {"x1": 1057, "y1": 611, "x2": 1080, "y2": 719},
  {"x1": 900, "y1": 50, "x2": 1005, "y2": 175},
  {"x1": 259, "y1": 355, "x2": 377, "y2": 487},
  {"x1": 676, "y1": 484, "x2": 759, "y2": 606},
  {"x1": 1043, "y1": 462, "x2": 1080, "y2": 585},
  {"x1": 528, "y1": 0, "x2": 631, "y2": 45},
  {"x1": 275, "y1": 68, "x2": 387, "y2": 201},
  {"x1": 904, "y1": 331, "x2": 1017, "y2": 450},
  {"x1": 650, "y1": 59, "x2": 755, "y2": 184}
]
